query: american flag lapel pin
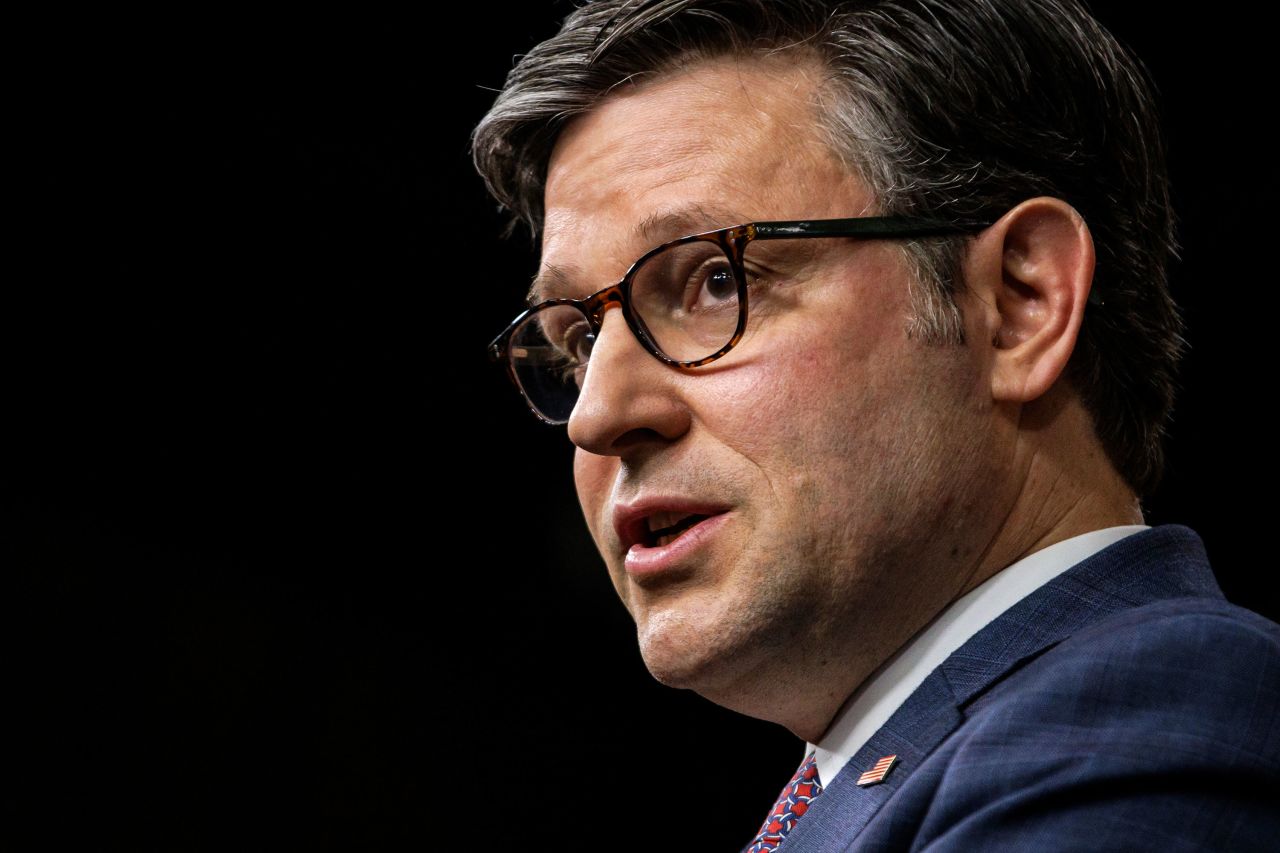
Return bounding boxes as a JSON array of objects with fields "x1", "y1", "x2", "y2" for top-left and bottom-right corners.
[{"x1": 856, "y1": 754, "x2": 899, "y2": 787}]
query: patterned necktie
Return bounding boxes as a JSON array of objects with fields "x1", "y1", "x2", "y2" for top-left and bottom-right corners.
[{"x1": 744, "y1": 752, "x2": 824, "y2": 852}]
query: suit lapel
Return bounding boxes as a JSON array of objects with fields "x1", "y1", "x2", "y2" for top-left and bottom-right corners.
[
  {"x1": 779, "y1": 670, "x2": 963, "y2": 851},
  {"x1": 938, "y1": 524, "x2": 1220, "y2": 706},
  {"x1": 777, "y1": 525, "x2": 1221, "y2": 851}
]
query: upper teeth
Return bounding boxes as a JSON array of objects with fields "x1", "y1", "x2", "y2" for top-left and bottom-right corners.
[{"x1": 647, "y1": 511, "x2": 690, "y2": 533}]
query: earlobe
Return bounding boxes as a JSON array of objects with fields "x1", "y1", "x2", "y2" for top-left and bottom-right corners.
[{"x1": 978, "y1": 197, "x2": 1095, "y2": 404}]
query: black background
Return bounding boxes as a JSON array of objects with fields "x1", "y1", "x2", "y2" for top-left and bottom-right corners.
[{"x1": 15, "y1": 5, "x2": 1276, "y2": 848}]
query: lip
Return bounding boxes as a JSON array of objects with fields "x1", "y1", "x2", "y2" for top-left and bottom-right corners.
[{"x1": 613, "y1": 498, "x2": 732, "y2": 580}]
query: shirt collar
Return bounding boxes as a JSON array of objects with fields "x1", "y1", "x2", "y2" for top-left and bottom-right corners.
[{"x1": 808, "y1": 525, "x2": 1149, "y2": 787}]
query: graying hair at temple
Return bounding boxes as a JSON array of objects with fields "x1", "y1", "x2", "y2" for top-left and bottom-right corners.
[{"x1": 471, "y1": 0, "x2": 1183, "y2": 498}]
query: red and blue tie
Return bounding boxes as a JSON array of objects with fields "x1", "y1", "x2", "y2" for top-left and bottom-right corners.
[{"x1": 744, "y1": 752, "x2": 823, "y2": 852}]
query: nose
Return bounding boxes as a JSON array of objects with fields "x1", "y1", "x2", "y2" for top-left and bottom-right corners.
[{"x1": 566, "y1": 306, "x2": 691, "y2": 456}]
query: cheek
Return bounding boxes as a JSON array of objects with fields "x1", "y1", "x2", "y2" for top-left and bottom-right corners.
[
  {"x1": 702, "y1": 338, "x2": 871, "y2": 461},
  {"x1": 574, "y1": 451, "x2": 635, "y2": 609},
  {"x1": 573, "y1": 451, "x2": 615, "y2": 541}
]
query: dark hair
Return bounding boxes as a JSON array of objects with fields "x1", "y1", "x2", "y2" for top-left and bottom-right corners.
[{"x1": 472, "y1": 0, "x2": 1183, "y2": 497}]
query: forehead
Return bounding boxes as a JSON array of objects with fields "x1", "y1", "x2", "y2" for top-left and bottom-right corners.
[{"x1": 534, "y1": 55, "x2": 873, "y2": 303}]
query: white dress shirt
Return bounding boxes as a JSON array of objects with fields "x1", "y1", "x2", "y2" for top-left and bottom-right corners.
[{"x1": 808, "y1": 525, "x2": 1149, "y2": 787}]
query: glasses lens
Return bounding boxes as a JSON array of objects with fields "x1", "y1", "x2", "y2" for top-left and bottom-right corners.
[
  {"x1": 505, "y1": 239, "x2": 747, "y2": 423},
  {"x1": 630, "y1": 239, "x2": 742, "y2": 362},
  {"x1": 509, "y1": 303, "x2": 594, "y2": 423}
]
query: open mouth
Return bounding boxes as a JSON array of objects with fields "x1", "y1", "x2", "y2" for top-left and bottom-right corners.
[{"x1": 645, "y1": 512, "x2": 711, "y2": 548}]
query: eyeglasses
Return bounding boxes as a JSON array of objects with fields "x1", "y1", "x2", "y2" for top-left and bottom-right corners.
[{"x1": 488, "y1": 215, "x2": 993, "y2": 424}]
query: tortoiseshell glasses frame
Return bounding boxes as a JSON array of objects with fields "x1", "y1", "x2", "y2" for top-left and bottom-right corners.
[{"x1": 488, "y1": 215, "x2": 994, "y2": 425}]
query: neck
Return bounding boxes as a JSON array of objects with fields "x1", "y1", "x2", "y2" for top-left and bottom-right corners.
[
  {"x1": 791, "y1": 389, "x2": 1141, "y2": 743},
  {"x1": 956, "y1": 388, "x2": 1144, "y2": 603}
]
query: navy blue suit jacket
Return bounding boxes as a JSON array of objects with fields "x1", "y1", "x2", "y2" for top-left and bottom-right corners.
[{"x1": 778, "y1": 525, "x2": 1280, "y2": 851}]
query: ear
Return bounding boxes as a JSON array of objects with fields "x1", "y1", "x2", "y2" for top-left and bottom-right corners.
[{"x1": 964, "y1": 197, "x2": 1095, "y2": 403}]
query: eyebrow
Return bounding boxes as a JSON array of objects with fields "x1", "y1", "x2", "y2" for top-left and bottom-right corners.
[
  {"x1": 526, "y1": 202, "x2": 750, "y2": 305},
  {"x1": 527, "y1": 262, "x2": 578, "y2": 306}
]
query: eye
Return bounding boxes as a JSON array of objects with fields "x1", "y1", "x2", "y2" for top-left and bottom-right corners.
[
  {"x1": 632, "y1": 241, "x2": 740, "y2": 321},
  {"x1": 562, "y1": 322, "x2": 596, "y2": 366},
  {"x1": 527, "y1": 308, "x2": 596, "y2": 388},
  {"x1": 684, "y1": 261, "x2": 739, "y2": 313},
  {"x1": 549, "y1": 317, "x2": 595, "y2": 387}
]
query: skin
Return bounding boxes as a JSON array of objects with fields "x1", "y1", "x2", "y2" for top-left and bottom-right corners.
[{"x1": 541, "y1": 54, "x2": 1142, "y2": 742}]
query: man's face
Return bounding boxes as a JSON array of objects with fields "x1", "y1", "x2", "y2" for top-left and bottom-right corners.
[{"x1": 541, "y1": 56, "x2": 1010, "y2": 727}]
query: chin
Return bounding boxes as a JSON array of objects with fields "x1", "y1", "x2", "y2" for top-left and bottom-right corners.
[
  {"x1": 635, "y1": 613, "x2": 745, "y2": 693},
  {"x1": 639, "y1": 633, "x2": 795, "y2": 725},
  {"x1": 640, "y1": 646, "x2": 710, "y2": 688}
]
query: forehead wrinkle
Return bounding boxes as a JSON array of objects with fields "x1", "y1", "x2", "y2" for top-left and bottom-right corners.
[
  {"x1": 617, "y1": 131, "x2": 712, "y2": 178},
  {"x1": 553, "y1": 101, "x2": 711, "y2": 195}
]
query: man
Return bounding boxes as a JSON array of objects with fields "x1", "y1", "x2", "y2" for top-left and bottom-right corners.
[{"x1": 478, "y1": 1, "x2": 1279, "y2": 849}]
